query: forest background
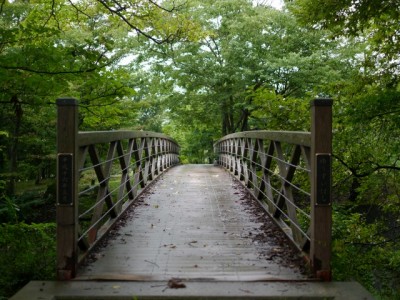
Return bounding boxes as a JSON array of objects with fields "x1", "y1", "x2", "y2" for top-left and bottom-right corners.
[{"x1": 0, "y1": 0, "x2": 399, "y2": 298}]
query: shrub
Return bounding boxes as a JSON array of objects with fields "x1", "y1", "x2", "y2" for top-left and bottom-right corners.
[
  {"x1": 0, "y1": 222, "x2": 56, "y2": 299},
  {"x1": 332, "y1": 206, "x2": 400, "y2": 299}
]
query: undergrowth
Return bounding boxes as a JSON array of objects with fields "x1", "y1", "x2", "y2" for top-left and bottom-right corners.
[
  {"x1": 332, "y1": 205, "x2": 400, "y2": 299},
  {"x1": 0, "y1": 222, "x2": 56, "y2": 299}
]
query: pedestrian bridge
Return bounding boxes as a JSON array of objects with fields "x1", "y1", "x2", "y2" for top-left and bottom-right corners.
[{"x1": 11, "y1": 98, "x2": 374, "y2": 299}]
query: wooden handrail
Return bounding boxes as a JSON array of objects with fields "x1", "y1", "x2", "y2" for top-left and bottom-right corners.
[
  {"x1": 56, "y1": 98, "x2": 180, "y2": 280},
  {"x1": 214, "y1": 98, "x2": 333, "y2": 281},
  {"x1": 78, "y1": 130, "x2": 178, "y2": 146},
  {"x1": 216, "y1": 131, "x2": 311, "y2": 147}
]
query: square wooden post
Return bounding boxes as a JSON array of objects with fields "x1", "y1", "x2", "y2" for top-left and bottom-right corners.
[
  {"x1": 56, "y1": 98, "x2": 79, "y2": 280},
  {"x1": 310, "y1": 98, "x2": 333, "y2": 281}
]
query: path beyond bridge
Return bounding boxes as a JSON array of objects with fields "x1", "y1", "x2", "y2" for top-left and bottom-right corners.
[{"x1": 77, "y1": 164, "x2": 307, "y2": 281}]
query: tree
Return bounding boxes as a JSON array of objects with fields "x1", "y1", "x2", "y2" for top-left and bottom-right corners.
[
  {"x1": 286, "y1": 0, "x2": 400, "y2": 204},
  {"x1": 287, "y1": 0, "x2": 400, "y2": 73},
  {"x1": 0, "y1": 0, "x2": 128, "y2": 194},
  {"x1": 123, "y1": 0, "x2": 346, "y2": 162},
  {"x1": 140, "y1": 0, "x2": 342, "y2": 138},
  {"x1": 0, "y1": 0, "x2": 192, "y2": 194},
  {"x1": 286, "y1": 2, "x2": 400, "y2": 296}
]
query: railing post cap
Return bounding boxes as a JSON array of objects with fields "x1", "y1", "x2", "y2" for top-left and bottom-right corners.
[
  {"x1": 310, "y1": 98, "x2": 333, "y2": 107},
  {"x1": 57, "y1": 98, "x2": 79, "y2": 106}
]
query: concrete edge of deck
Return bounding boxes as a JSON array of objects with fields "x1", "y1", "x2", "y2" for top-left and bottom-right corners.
[{"x1": 11, "y1": 280, "x2": 375, "y2": 300}]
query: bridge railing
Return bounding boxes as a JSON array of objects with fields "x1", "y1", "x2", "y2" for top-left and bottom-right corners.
[
  {"x1": 56, "y1": 98, "x2": 180, "y2": 280},
  {"x1": 214, "y1": 99, "x2": 332, "y2": 280}
]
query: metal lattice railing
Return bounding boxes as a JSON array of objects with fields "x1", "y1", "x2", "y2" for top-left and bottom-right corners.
[
  {"x1": 56, "y1": 98, "x2": 179, "y2": 280},
  {"x1": 214, "y1": 99, "x2": 333, "y2": 280},
  {"x1": 76, "y1": 131, "x2": 179, "y2": 250},
  {"x1": 215, "y1": 131, "x2": 312, "y2": 249}
]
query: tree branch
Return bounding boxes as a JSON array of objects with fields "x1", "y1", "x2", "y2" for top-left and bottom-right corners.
[
  {"x1": 202, "y1": 37, "x2": 225, "y2": 67},
  {"x1": 148, "y1": 0, "x2": 186, "y2": 13},
  {"x1": 0, "y1": 0, "x2": 5, "y2": 14},
  {"x1": 368, "y1": 108, "x2": 400, "y2": 121},
  {"x1": 372, "y1": 163, "x2": 400, "y2": 172},
  {"x1": 0, "y1": 65, "x2": 98, "y2": 74},
  {"x1": 67, "y1": 0, "x2": 92, "y2": 18},
  {"x1": 345, "y1": 233, "x2": 400, "y2": 247},
  {"x1": 333, "y1": 154, "x2": 400, "y2": 179},
  {"x1": 95, "y1": 0, "x2": 172, "y2": 45},
  {"x1": 0, "y1": 57, "x2": 114, "y2": 74}
]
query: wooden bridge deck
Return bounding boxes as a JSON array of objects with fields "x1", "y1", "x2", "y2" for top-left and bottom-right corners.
[{"x1": 77, "y1": 164, "x2": 308, "y2": 281}]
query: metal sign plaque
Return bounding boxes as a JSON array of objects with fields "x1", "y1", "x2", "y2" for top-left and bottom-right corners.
[
  {"x1": 58, "y1": 154, "x2": 73, "y2": 205},
  {"x1": 316, "y1": 154, "x2": 331, "y2": 205}
]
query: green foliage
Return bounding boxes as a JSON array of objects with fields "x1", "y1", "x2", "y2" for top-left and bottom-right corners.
[
  {"x1": 283, "y1": 2, "x2": 400, "y2": 298},
  {"x1": 332, "y1": 206, "x2": 400, "y2": 299},
  {"x1": 137, "y1": 0, "x2": 342, "y2": 162},
  {"x1": 329, "y1": 81, "x2": 400, "y2": 204},
  {"x1": 0, "y1": 196, "x2": 19, "y2": 224},
  {"x1": 0, "y1": 0, "x2": 161, "y2": 196},
  {"x1": 251, "y1": 88, "x2": 310, "y2": 130},
  {"x1": 287, "y1": 0, "x2": 400, "y2": 76},
  {"x1": 0, "y1": 179, "x2": 20, "y2": 223},
  {"x1": 0, "y1": 222, "x2": 56, "y2": 299}
]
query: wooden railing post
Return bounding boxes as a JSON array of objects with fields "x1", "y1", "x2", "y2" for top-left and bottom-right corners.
[
  {"x1": 56, "y1": 98, "x2": 79, "y2": 280},
  {"x1": 310, "y1": 98, "x2": 333, "y2": 281}
]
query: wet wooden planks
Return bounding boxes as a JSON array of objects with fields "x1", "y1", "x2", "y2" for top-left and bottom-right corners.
[{"x1": 77, "y1": 164, "x2": 307, "y2": 281}]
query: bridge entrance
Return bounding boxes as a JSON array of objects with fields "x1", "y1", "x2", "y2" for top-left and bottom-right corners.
[{"x1": 10, "y1": 98, "x2": 375, "y2": 299}]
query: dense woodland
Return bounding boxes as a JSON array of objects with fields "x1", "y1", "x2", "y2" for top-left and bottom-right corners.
[{"x1": 0, "y1": 0, "x2": 399, "y2": 298}]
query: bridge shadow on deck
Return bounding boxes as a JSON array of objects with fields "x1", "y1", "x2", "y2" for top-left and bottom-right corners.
[{"x1": 77, "y1": 164, "x2": 308, "y2": 281}]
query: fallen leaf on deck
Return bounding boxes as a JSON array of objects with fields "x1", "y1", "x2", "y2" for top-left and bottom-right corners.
[
  {"x1": 167, "y1": 278, "x2": 186, "y2": 289},
  {"x1": 188, "y1": 240, "x2": 198, "y2": 246}
]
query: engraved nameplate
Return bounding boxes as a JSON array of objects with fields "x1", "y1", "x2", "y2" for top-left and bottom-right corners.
[
  {"x1": 58, "y1": 154, "x2": 73, "y2": 205},
  {"x1": 316, "y1": 154, "x2": 331, "y2": 205}
]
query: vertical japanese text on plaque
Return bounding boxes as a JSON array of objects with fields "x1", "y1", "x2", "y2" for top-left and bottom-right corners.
[{"x1": 57, "y1": 154, "x2": 73, "y2": 205}]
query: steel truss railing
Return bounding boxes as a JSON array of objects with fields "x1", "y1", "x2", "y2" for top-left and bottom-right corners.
[
  {"x1": 56, "y1": 98, "x2": 179, "y2": 280},
  {"x1": 214, "y1": 99, "x2": 333, "y2": 281}
]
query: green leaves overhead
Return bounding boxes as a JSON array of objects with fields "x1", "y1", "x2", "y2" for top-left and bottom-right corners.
[
  {"x1": 144, "y1": 0, "x2": 341, "y2": 137},
  {"x1": 0, "y1": 0, "x2": 194, "y2": 195},
  {"x1": 287, "y1": 0, "x2": 400, "y2": 63}
]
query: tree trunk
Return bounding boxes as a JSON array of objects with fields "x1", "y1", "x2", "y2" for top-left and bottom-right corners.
[
  {"x1": 228, "y1": 96, "x2": 235, "y2": 133},
  {"x1": 221, "y1": 96, "x2": 237, "y2": 135},
  {"x1": 240, "y1": 108, "x2": 250, "y2": 132},
  {"x1": 349, "y1": 176, "x2": 360, "y2": 202},
  {"x1": 6, "y1": 95, "x2": 23, "y2": 196},
  {"x1": 222, "y1": 111, "x2": 227, "y2": 135},
  {"x1": 221, "y1": 98, "x2": 230, "y2": 135}
]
